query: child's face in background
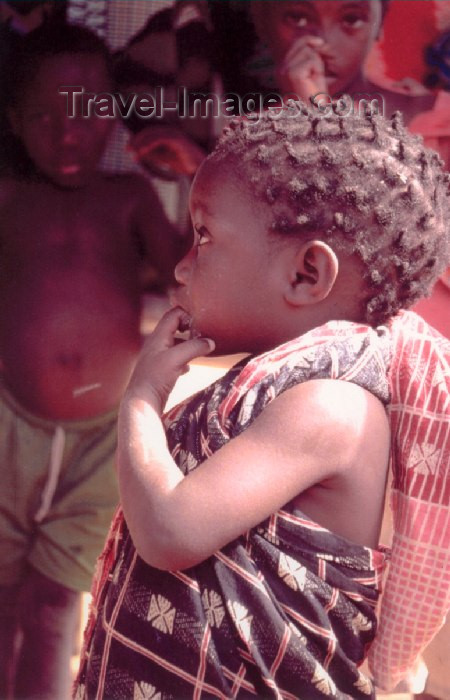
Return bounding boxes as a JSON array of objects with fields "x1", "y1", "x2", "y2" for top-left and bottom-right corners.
[
  {"x1": 11, "y1": 53, "x2": 113, "y2": 188},
  {"x1": 174, "y1": 162, "x2": 289, "y2": 356},
  {"x1": 261, "y1": 0, "x2": 382, "y2": 94}
]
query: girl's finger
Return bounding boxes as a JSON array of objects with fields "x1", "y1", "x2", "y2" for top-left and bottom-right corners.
[
  {"x1": 284, "y1": 35, "x2": 324, "y2": 60},
  {"x1": 169, "y1": 337, "x2": 215, "y2": 369},
  {"x1": 304, "y1": 36, "x2": 325, "y2": 48},
  {"x1": 282, "y1": 50, "x2": 324, "y2": 80},
  {"x1": 150, "y1": 307, "x2": 191, "y2": 345}
]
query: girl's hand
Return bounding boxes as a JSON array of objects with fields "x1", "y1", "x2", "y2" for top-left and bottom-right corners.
[
  {"x1": 277, "y1": 36, "x2": 327, "y2": 102},
  {"x1": 129, "y1": 126, "x2": 206, "y2": 178},
  {"x1": 125, "y1": 307, "x2": 214, "y2": 414}
]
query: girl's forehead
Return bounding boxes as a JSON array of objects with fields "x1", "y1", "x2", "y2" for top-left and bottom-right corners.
[
  {"x1": 268, "y1": 0, "x2": 381, "y2": 13},
  {"x1": 190, "y1": 159, "x2": 268, "y2": 222},
  {"x1": 192, "y1": 158, "x2": 233, "y2": 198},
  {"x1": 260, "y1": 0, "x2": 382, "y2": 31},
  {"x1": 32, "y1": 52, "x2": 110, "y2": 91}
]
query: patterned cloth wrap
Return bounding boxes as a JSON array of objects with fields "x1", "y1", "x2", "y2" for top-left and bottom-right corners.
[
  {"x1": 368, "y1": 311, "x2": 450, "y2": 690},
  {"x1": 76, "y1": 319, "x2": 392, "y2": 700}
]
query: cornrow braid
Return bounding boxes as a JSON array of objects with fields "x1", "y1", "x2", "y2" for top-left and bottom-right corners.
[{"x1": 207, "y1": 105, "x2": 450, "y2": 326}]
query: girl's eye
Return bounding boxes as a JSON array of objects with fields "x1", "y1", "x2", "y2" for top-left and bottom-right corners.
[
  {"x1": 194, "y1": 225, "x2": 210, "y2": 247},
  {"x1": 341, "y1": 13, "x2": 366, "y2": 30},
  {"x1": 27, "y1": 111, "x2": 51, "y2": 125},
  {"x1": 284, "y1": 11, "x2": 313, "y2": 29}
]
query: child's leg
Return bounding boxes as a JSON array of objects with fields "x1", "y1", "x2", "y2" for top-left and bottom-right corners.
[
  {"x1": 0, "y1": 583, "x2": 20, "y2": 699},
  {"x1": 14, "y1": 567, "x2": 81, "y2": 700}
]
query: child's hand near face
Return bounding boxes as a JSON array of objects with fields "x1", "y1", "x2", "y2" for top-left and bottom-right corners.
[
  {"x1": 277, "y1": 35, "x2": 328, "y2": 102},
  {"x1": 125, "y1": 307, "x2": 214, "y2": 414},
  {"x1": 129, "y1": 125, "x2": 206, "y2": 178}
]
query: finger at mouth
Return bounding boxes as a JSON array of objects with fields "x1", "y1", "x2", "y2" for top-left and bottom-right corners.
[
  {"x1": 175, "y1": 324, "x2": 203, "y2": 343},
  {"x1": 173, "y1": 311, "x2": 196, "y2": 341},
  {"x1": 178, "y1": 313, "x2": 192, "y2": 334}
]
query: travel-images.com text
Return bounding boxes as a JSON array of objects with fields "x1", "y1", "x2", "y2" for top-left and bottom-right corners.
[{"x1": 58, "y1": 86, "x2": 385, "y2": 122}]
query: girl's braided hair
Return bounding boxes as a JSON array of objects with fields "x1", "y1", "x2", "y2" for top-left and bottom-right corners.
[{"x1": 208, "y1": 105, "x2": 450, "y2": 325}]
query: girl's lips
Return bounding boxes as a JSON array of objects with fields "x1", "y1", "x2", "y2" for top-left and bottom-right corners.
[
  {"x1": 59, "y1": 164, "x2": 81, "y2": 175},
  {"x1": 178, "y1": 315, "x2": 203, "y2": 340},
  {"x1": 172, "y1": 311, "x2": 205, "y2": 342},
  {"x1": 178, "y1": 312, "x2": 192, "y2": 334},
  {"x1": 171, "y1": 306, "x2": 202, "y2": 341},
  {"x1": 168, "y1": 295, "x2": 201, "y2": 339},
  {"x1": 168, "y1": 287, "x2": 188, "y2": 309}
]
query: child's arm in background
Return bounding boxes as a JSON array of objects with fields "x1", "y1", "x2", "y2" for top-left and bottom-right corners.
[
  {"x1": 118, "y1": 308, "x2": 389, "y2": 571},
  {"x1": 129, "y1": 125, "x2": 206, "y2": 179}
]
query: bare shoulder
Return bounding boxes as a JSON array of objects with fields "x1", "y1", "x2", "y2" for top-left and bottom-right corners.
[
  {"x1": 250, "y1": 378, "x2": 388, "y2": 472},
  {"x1": 270, "y1": 379, "x2": 390, "y2": 546}
]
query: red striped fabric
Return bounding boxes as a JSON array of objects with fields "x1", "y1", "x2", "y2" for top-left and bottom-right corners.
[{"x1": 369, "y1": 311, "x2": 450, "y2": 689}]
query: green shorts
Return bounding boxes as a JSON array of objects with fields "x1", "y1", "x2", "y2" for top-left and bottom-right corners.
[{"x1": 0, "y1": 382, "x2": 119, "y2": 592}]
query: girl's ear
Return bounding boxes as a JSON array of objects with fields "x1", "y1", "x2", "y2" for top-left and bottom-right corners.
[{"x1": 284, "y1": 240, "x2": 339, "y2": 306}]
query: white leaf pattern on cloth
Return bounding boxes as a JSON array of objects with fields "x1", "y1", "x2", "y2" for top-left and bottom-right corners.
[
  {"x1": 312, "y1": 664, "x2": 336, "y2": 695},
  {"x1": 353, "y1": 670, "x2": 373, "y2": 695},
  {"x1": 201, "y1": 589, "x2": 226, "y2": 628},
  {"x1": 278, "y1": 553, "x2": 307, "y2": 591},
  {"x1": 431, "y1": 363, "x2": 447, "y2": 391},
  {"x1": 147, "y1": 595, "x2": 175, "y2": 634},
  {"x1": 351, "y1": 612, "x2": 372, "y2": 634},
  {"x1": 407, "y1": 443, "x2": 441, "y2": 475},
  {"x1": 229, "y1": 601, "x2": 253, "y2": 643},
  {"x1": 133, "y1": 681, "x2": 161, "y2": 700}
]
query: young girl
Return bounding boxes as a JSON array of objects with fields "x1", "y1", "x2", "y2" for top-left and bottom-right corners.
[
  {"x1": 75, "y1": 107, "x2": 449, "y2": 699},
  {"x1": 249, "y1": 0, "x2": 434, "y2": 124}
]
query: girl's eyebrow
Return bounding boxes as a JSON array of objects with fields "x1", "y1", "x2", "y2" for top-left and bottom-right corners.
[
  {"x1": 339, "y1": 1, "x2": 371, "y2": 10},
  {"x1": 293, "y1": 0, "x2": 369, "y2": 15},
  {"x1": 289, "y1": 1, "x2": 317, "y2": 11},
  {"x1": 191, "y1": 199, "x2": 213, "y2": 217}
]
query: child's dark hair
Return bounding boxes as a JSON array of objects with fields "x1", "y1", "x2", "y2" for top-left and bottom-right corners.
[
  {"x1": 5, "y1": 21, "x2": 113, "y2": 110},
  {"x1": 210, "y1": 106, "x2": 450, "y2": 326}
]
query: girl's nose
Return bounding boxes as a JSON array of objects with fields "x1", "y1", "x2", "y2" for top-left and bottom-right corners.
[
  {"x1": 318, "y1": 25, "x2": 339, "y2": 56},
  {"x1": 62, "y1": 124, "x2": 78, "y2": 146},
  {"x1": 174, "y1": 248, "x2": 194, "y2": 285},
  {"x1": 56, "y1": 115, "x2": 79, "y2": 146}
]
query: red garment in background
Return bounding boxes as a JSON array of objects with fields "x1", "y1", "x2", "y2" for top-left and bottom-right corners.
[
  {"x1": 379, "y1": 0, "x2": 439, "y2": 84},
  {"x1": 414, "y1": 278, "x2": 450, "y2": 339}
]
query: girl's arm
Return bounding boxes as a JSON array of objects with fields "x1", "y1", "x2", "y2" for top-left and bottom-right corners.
[{"x1": 118, "y1": 308, "x2": 389, "y2": 570}]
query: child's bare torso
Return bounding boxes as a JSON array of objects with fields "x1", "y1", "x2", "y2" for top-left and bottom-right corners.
[{"x1": 0, "y1": 175, "x2": 145, "y2": 420}]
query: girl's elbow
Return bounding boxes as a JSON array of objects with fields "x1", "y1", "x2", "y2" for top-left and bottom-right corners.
[{"x1": 133, "y1": 532, "x2": 207, "y2": 571}]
